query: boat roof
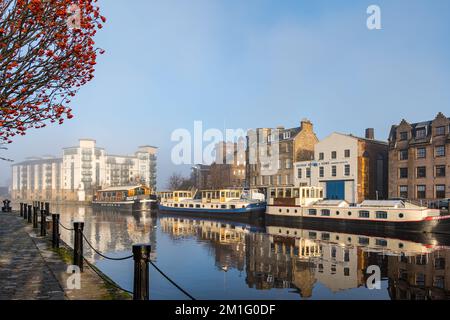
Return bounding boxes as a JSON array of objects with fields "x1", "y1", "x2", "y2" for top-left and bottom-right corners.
[
  {"x1": 315, "y1": 200, "x2": 349, "y2": 207},
  {"x1": 359, "y1": 200, "x2": 410, "y2": 208},
  {"x1": 99, "y1": 185, "x2": 147, "y2": 192}
]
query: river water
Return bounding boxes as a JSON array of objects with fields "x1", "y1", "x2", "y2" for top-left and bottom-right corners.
[{"x1": 55, "y1": 205, "x2": 450, "y2": 300}]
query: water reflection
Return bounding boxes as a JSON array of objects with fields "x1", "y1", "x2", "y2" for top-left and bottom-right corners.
[{"x1": 53, "y1": 205, "x2": 450, "y2": 300}]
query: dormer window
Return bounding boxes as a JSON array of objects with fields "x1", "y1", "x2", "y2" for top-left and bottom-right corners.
[
  {"x1": 415, "y1": 127, "x2": 427, "y2": 139},
  {"x1": 283, "y1": 131, "x2": 291, "y2": 139},
  {"x1": 399, "y1": 132, "x2": 408, "y2": 141}
]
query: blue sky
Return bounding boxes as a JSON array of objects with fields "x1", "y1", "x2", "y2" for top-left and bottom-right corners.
[{"x1": 1, "y1": 0, "x2": 450, "y2": 188}]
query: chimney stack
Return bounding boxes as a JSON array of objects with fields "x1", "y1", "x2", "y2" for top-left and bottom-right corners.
[
  {"x1": 365, "y1": 128, "x2": 375, "y2": 140},
  {"x1": 300, "y1": 119, "x2": 313, "y2": 132}
]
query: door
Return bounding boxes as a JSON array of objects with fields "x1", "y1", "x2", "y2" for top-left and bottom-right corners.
[{"x1": 326, "y1": 181, "x2": 345, "y2": 200}]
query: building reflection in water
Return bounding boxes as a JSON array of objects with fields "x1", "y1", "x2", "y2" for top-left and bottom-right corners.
[
  {"x1": 160, "y1": 216, "x2": 450, "y2": 300},
  {"x1": 55, "y1": 205, "x2": 158, "y2": 261}
]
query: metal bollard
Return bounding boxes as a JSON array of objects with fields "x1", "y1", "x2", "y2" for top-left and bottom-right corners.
[
  {"x1": 27, "y1": 205, "x2": 32, "y2": 224},
  {"x1": 73, "y1": 222, "x2": 84, "y2": 272},
  {"x1": 40, "y1": 209, "x2": 47, "y2": 237},
  {"x1": 132, "y1": 244, "x2": 151, "y2": 300},
  {"x1": 52, "y1": 214, "x2": 60, "y2": 249},
  {"x1": 20, "y1": 203, "x2": 24, "y2": 217},
  {"x1": 33, "y1": 206, "x2": 38, "y2": 229},
  {"x1": 24, "y1": 204, "x2": 29, "y2": 220},
  {"x1": 45, "y1": 202, "x2": 50, "y2": 216}
]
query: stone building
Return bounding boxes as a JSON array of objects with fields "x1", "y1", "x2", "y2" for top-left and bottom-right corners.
[
  {"x1": 11, "y1": 139, "x2": 157, "y2": 202},
  {"x1": 388, "y1": 112, "x2": 450, "y2": 202},
  {"x1": 246, "y1": 119, "x2": 319, "y2": 194},
  {"x1": 294, "y1": 129, "x2": 388, "y2": 203},
  {"x1": 209, "y1": 140, "x2": 246, "y2": 189}
]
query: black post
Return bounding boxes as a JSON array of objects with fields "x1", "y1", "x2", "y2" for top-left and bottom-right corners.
[
  {"x1": 132, "y1": 244, "x2": 151, "y2": 300},
  {"x1": 40, "y1": 202, "x2": 44, "y2": 211},
  {"x1": 52, "y1": 214, "x2": 60, "y2": 249},
  {"x1": 45, "y1": 202, "x2": 50, "y2": 216},
  {"x1": 40, "y1": 209, "x2": 47, "y2": 237},
  {"x1": 20, "y1": 203, "x2": 24, "y2": 217},
  {"x1": 33, "y1": 206, "x2": 38, "y2": 229},
  {"x1": 73, "y1": 222, "x2": 84, "y2": 272},
  {"x1": 24, "y1": 204, "x2": 29, "y2": 220},
  {"x1": 27, "y1": 205, "x2": 32, "y2": 223}
]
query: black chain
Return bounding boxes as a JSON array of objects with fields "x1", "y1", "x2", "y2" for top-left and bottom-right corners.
[
  {"x1": 59, "y1": 222, "x2": 74, "y2": 231},
  {"x1": 150, "y1": 261, "x2": 196, "y2": 300},
  {"x1": 82, "y1": 232, "x2": 133, "y2": 261}
]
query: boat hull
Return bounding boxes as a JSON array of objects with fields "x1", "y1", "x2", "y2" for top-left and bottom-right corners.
[
  {"x1": 158, "y1": 202, "x2": 266, "y2": 223},
  {"x1": 266, "y1": 213, "x2": 450, "y2": 236},
  {"x1": 92, "y1": 200, "x2": 157, "y2": 212}
]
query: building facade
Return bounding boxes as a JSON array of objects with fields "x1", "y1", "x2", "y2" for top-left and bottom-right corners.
[
  {"x1": 388, "y1": 113, "x2": 450, "y2": 202},
  {"x1": 294, "y1": 130, "x2": 388, "y2": 203},
  {"x1": 246, "y1": 119, "x2": 319, "y2": 194},
  {"x1": 11, "y1": 139, "x2": 157, "y2": 202}
]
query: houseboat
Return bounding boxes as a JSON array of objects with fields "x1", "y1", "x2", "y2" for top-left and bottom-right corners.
[
  {"x1": 266, "y1": 186, "x2": 450, "y2": 235},
  {"x1": 93, "y1": 185, "x2": 157, "y2": 211},
  {"x1": 158, "y1": 189, "x2": 266, "y2": 222}
]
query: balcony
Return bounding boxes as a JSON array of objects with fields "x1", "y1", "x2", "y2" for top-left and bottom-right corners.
[{"x1": 82, "y1": 163, "x2": 92, "y2": 170}]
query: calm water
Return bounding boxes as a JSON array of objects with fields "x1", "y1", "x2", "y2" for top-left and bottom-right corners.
[{"x1": 54, "y1": 205, "x2": 450, "y2": 300}]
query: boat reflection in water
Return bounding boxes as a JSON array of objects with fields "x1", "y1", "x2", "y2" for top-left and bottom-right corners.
[{"x1": 160, "y1": 215, "x2": 450, "y2": 300}]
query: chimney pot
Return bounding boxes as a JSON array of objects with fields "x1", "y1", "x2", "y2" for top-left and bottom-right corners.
[{"x1": 365, "y1": 128, "x2": 375, "y2": 140}]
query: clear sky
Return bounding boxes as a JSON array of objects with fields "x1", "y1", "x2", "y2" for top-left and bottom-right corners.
[{"x1": 1, "y1": 0, "x2": 450, "y2": 188}]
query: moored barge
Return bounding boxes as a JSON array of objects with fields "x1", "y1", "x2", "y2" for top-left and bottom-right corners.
[
  {"x1": 158, "y1": 189, "x2": 266, "y2": 222},
  {"x1": 93, "y1": 185, "x2": 157, "y2": 211},
  {"x1": 266, "y1": 186, "x2": 450, "y2": 235}
]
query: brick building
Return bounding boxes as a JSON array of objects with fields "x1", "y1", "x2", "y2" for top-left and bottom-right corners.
[
  {"x1": 246, "y1": 119, "x2": 319, "y2": 194},
  {"x1": 388, "y1": 112, "x2": 450, "y2": 202}
]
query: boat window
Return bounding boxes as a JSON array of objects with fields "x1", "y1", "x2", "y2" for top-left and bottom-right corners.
[
  {"x1": 376, "y1": 239, "x2": 388, "y2": 247},
  {"x1": 285, "y1": 189, "x2": 292, "y2": 198},
  {"x1": 321, "y1": 209, "x2": 331, "y2": 216},
  {"x1": 306, "y1": 189, "x2": 310, "y2": 198},
  {"x1": 270, "y1": 189, "x2": 276, "y2": 197},
  {"x1": 359, "y1": 211, "x2": 370, "y2": 218},
  {"x1": 189, "y1": 204, "x2": 193, "y2": 208},
  {"x1": 321, "y1": 233, "x2": 330, "y2": 241},
  {"x1": 294, "y1": 189, "x2": 299, "y2": 198},
  {"x1": 180, "y1": 204, "x2": 184, "y2": 208},
  {"x1": 221, "y1": 192, "x2": 225, "y2": 197},
  {"x1": 302, "y1": 189, "x2": 306, "y2": 198},
  {"x1": 196, "y1": 205, "x2": 201, "y2": 208},
  {"x1": 309, "y1": 232, "x2": 317, "y2": 239},
  {"x1": 359, "y1": 237, "x2": 370, "y2": 245},
  {"x1": 308, "y1": 209, "x2": 317, "y2": 216},
  {"x1": 399, "y1": 213, "x2": 404, "y2": 219},
  {"x1": 230, "y1": 205, "x2": 236, "y2": 209},
  {"x1": 376, "y1": 211, "x2": 388, "y2": 219},
  {"x1": 221, "y1": 205, "x2": 227, "y2": 209}
]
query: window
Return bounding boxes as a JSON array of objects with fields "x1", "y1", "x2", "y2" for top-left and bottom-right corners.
[
  {"x1": 319, "y1": 166, "x2": 324, "y2": 178},
  {"x1": 399, "y1": 186, "x2": 408, "y2": 199},
  {"x1": 435, "y1": 145, "x2": 446, "y2": 157},
  {"x1": 417, "y1": 167, "x2": 426, "y2": 178},
  {"x1": 283, "y1": 131, "x2": 291, "y2": 139},
  {"x1": 344, "y1": 165, "x2": 350, "y2": 176},
  {"x1": 359, "y1": 237, "x2": 370, "y2": 245},
  {"x1": 321, "y1": 209, "x2": 331, "y2": 216},
  {"x1": 376, "y1": 239, "x2": 388, "y2": 247},
  {"x1": 297, "y1": 168, "x2": 302, "y2": 179},
  {"x1": 399, "y1": 168, "x2": 408, "y2": 179},
  {"x1": 436, "y1": 126, "x2": 446, "y2": 136},
  {"x1": 319, "y1": 152, "x2": 324, "y2": 160},
  {"x1": 399, "y1": 132, "x2": 408, "y2": 141},
  {"x1": 308, "y1": 209, "x2": 317, "y2": 216},
  {"x1": 286, "y1": 159, "x2": 292, "y2": 169},
  {"x1": 436, "y1": 185, "x2": 446, "y2": 199},
  {"x1": 436, "y1": 165, "x2": 446, "y2": 177},
  {"x1": 416, "y1": 147, "x2": 426, "y2": 159},
  {"x1": 277, "y1": 175, "x2": 282, "y2": 185},
  {"x1": 435, "y1": 257, "x2": 446, "y2": 270},
  {"x1": 332, "y1": 166, "x2": 337, "y2": 177},
  {"x1": 359, "y1": 211, "x2": 370, "y2": 218},
  {"x1": 399, "y1": 150, "x2": 408, "y2": 160},
  {"x1": 416, "y1": 127, "x2": 426, "y2": 139},
  {"x1": 331, "y1": 151, "x2": 337, "y2": 159},
  {"x1": 306, "y1": 167, "x2": 311, "y2": 178},
  {"x1": 434, "y1": 276, "x2": 445, "y2": 289},
  {"x1": 376, "y1": 211, "x2": 388, "y2": 219},
  {"x1": 344, "y1": 149, "x2": 350, "y2": 158},
  {"x1": 416, "y1": 273, "x2": 426, "y2": 286},
  {"x1": 321, "y1": 233, "x2": 330, "y2": 241},
  {"x1": 417, "y1": 185, "x2": 426, "y2": 199}
]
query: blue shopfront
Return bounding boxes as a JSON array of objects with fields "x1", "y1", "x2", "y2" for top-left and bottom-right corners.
[{"x1": 325, "y1": 180, "x2": 346, "y2": 200}]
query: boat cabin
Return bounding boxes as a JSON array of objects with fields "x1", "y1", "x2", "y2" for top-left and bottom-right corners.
[
  {"x1": 96, "y1": 185, "x2": 152, "y2": 202},
  {"x1": 268, "y1": 186, "x2": 324, "y2": 207},
  {"x1": 201, "y1": 189, "x2": 242, "y2": 204}
]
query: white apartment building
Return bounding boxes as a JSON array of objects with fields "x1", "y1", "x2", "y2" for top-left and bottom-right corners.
[
  {"x1": 11, "y1": 139, "x2": 157, "y2": 202},
  {"x1": 294, "y1": 131, "x2": 388, "y2": 204}
]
